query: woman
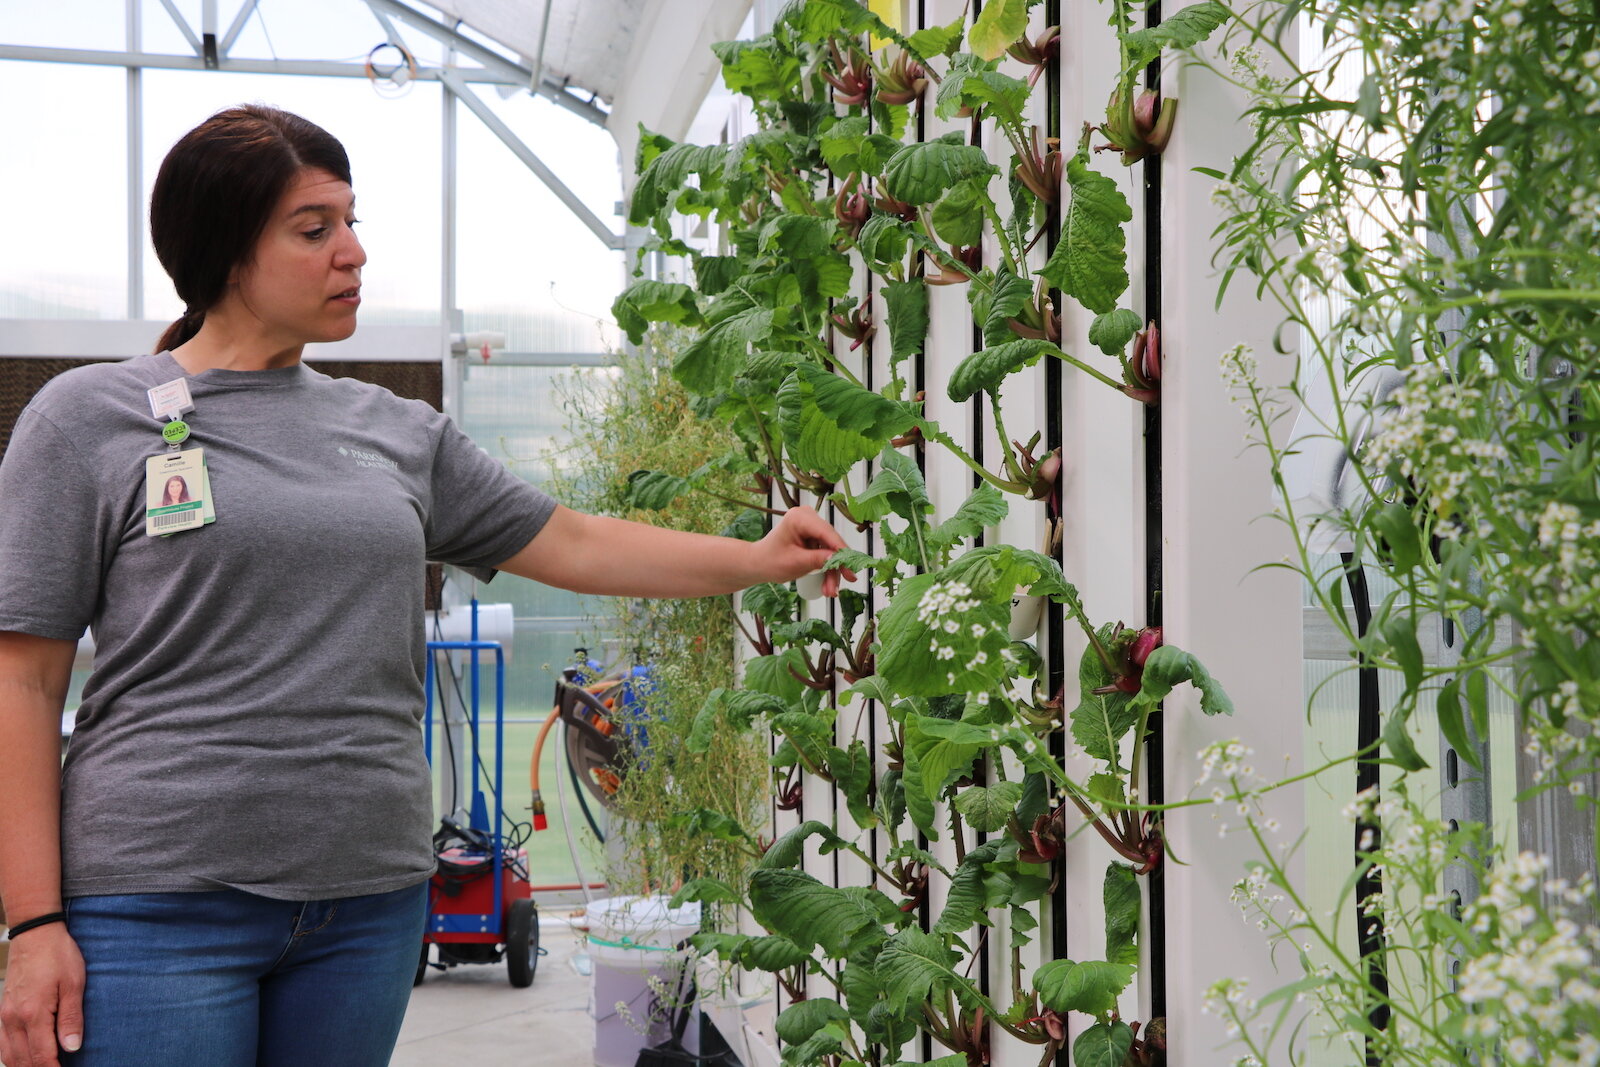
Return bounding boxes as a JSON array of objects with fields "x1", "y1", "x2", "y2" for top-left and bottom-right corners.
[
  {"x1": 0, "y1": 105, "x2": 849, "y2": 1067},
  {"x1": 158, "y1": 475, "x2": 191, "y2": 507}
]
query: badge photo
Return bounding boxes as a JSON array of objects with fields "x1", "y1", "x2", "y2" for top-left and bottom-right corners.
[{"x1": 145, "y1": 449, "x2": 208, "y2": 536}]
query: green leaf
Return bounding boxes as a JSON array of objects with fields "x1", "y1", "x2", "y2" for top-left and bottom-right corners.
[
  {"x1": 612, "y1": 280, "x2": 704, "y2": 344},
  {"x1": 1072, "y1": 1021, "x2": 1135, "y2": 1067},
  {"x1": 969, "y1": 267, "x2": 1034, "y2": 347},
  {"x1": 1037, "y1": 153, "x2": 1132, "y2": 315},
  {"x1": 947, "y1": 338, "x2": 1056, "y2": 402},
  {"x1": 1136, "y1": 645, "x2": 1235, "y2": 716},
  {"x1": 907, "y1": 17, "x2": 964, "y2": 58},
  {"x1": 693, "y1": 255, "x2": 743, "y2": 296},
  {"x1": 740, "y1": 934, "x2": 811, "y2": 972},
  {"x1": 1070, "y1": 632, "x2": 1138, "y2": 769},
  {"x1": 712, "y1": 36, "x2": 801, "y2": 100},
  {"x1": 858, "y1": 215, "x2": 914, "y2": 273},
  {"x1": 761, "y1": 819, "x2": 848, "y2": 870},
  {"x1": 968, "y1": 0, "x2": 1029, "y2": 60},
  {"x1": 675, "y1": 306, "x2": 776, "y2": 394},
  {"x1": 1034, "y1": 959, "x2": 1136, "y2": 1016},
  {"x1": 775, "y1": 998, "x2": 851, "y2": 1045},
  {"x1": 629, "y1": 140, "x2": 731, "y2": 227},
  {"x1": 688, "y1": 688, "x2": 785, "y2": 754},
  {"x1": 772, "y1": 710, "x2": 836, "y2": 774},
  {"x1": 876, "y1": 927, "x2": 964, "y2": 1010},
  {"x1": 670, "y1": 878, "x2": 741, "y2": 907},
  {"x1": 830, "y1": 740, "x2": 877, "y2": 827},
  {"x1": 927, "y1": 484, "x2": 1009, "y2": 555},
  {"x1": 1381, "y1": 614, "x2": 1424, "y2": 691},
  {"x1": 777, "y1": 364, "x2": 917, "y2": 480},
  {"x1": 881, "y1": 279, "x2": 929, "y2": 367},
  {"x1": 1088, "y1": 308, "x2": 1143, "y2": 356},
  {"x1": 952, "y1": 782, "x2": 1023, "y2": 832},
  {"x1": 1372, "y1": 501, "x2": 1421, "y2": 574},
  {"x1": 1103, "y1": 863, "x2": 1140, "y2": 965},
  {"x1": 855, "y1": 447, "x2": 931, "y2": 522},
  {"x1": 1121, "y1": 1, "x2": 1229, "y2": 72},
  {"x1": 1011, "y1": 904, "x2": 1038, "y2": 948},
  {"x1": 934, "y1": 840, "x2": 1001, "y2": 934},
  {"x1": 666, "y1": 807, "x2": 755, "y2": 845},
  {"x1": 1384, "y1": 704, "x2": 1429, "y2": 772},
  {"x1": 748, "y1": 869, "x2": 880, "y2": 955},
  {"x1": 905, "y1": 715, "x2": 984, "y2": 802},
  {"x1": 881, "y1": 133, "x2": 998, "y2": 206},
  {"x1": 745, "y1": 649, "x2": 808, "y2": 702},
  {"x1": 876, "y1": 563, "x2": 1014, "y2": 697},
  {"x1": 622, "y1": 469, "x2": 693, "y2": 511},
  {"x1": 934, "y1": 53, "x2": 1031, "y2": 128},
  {"x1": 780, "y1": 1032, "x2": 843, "y2": 1066},
  {"x1": 930, "y1": 180, "x2": 986, "y2": 247}
]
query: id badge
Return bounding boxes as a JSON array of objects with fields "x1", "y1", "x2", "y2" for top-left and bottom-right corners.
[{"x1": 145, "y1": 449, "x2": 208, "y2": 536}]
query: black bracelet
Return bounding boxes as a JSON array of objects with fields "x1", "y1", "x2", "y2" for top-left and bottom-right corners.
[{"x1": 6, "y1": 911, "x2": 67, "y2": 938}]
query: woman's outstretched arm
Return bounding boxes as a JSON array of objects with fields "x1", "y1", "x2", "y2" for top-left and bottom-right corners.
[{"x1": 495, "y1": 504, "x2": 854, "y2": 598}]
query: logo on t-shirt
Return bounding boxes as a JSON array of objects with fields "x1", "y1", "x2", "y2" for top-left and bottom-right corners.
[{"x1": 336, "y1": 445, "x2": 398, "y2": 472}]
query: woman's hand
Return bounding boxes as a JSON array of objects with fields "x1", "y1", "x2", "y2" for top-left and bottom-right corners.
[
  {"x1": 750, "y1": 505, "x2": 857, "y2": 596},
  {"x1": 0, "y1": 924, "x2": 85, "y2": 1067}
]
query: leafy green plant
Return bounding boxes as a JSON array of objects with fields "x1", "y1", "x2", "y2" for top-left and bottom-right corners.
[
  {"x1": 1191, "y1": 0, "x2": 1600, "y2": 1062},
  {"x1": 601, "y1": 2, "x2": 1237, "y2": 1063}
]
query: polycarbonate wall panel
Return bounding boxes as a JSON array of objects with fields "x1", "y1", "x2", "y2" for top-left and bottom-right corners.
[{"x1": 0, "y1": 62, "x2": 127, "y2": 318}]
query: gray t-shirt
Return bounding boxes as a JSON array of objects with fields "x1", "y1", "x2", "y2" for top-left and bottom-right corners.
[{"x1": 0, "y1": 352, "x2": 556, "y2": 900}]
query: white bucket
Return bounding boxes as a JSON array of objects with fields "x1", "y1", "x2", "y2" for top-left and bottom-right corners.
[{"x1": 585, "y1": 896, "x2": 702, "y2": 1067}]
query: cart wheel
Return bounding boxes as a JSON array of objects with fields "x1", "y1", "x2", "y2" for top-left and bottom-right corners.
[
  {"x1": 414, "y1": 941, "x2": 430, "y2": 986},
  {"x1": 506, "y1": 898, "x2": 539, "y2": 988}
]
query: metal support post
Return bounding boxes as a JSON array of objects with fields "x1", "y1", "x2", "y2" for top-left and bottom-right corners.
[{"x1": 126, "y1": 0, "x2": 143, "y2": 321}]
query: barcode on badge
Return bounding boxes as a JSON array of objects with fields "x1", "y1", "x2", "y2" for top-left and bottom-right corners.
[{"x1": 153, "y1": 511, "x2": 197, "y2": 530}]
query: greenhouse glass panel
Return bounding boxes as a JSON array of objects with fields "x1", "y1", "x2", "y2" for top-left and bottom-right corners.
[
  {"x1": 4, "y1": 0, "x2": 126, "y2": 51},
  {"x1": 0, "y1": 62, "x2": 126, "y2": 319}
]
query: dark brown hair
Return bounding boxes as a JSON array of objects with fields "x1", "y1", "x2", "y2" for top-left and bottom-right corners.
[{"x1": 150, "y1": 105, "x2": 351, "y2": 353}]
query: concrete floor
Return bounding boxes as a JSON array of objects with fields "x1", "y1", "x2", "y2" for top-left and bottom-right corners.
[
  {"x1": 0, "y1": 921, "x2": 596, "y2": 1067},
  {"x1": 395, "y1": 920, "x2": 595, "y2": 1067}
]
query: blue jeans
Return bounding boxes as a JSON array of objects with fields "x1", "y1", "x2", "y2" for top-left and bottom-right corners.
[{"x1": 61, "y1": 883, "x2": 427, "y2": 1067}]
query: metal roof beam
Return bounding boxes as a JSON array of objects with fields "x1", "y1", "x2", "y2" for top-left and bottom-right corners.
[
  {"x1": 360, "y1": 0, "x2": 607, "y2": 126},
  {"x1": 438, "y1": 67, "x2": 622, "y2": 251},
  {"x1": 155, "y1": 0, "x2": 204, "y2": 56},
  {"x1": 219, "y1": 0, "x2": 261, "y2": 58},
  {"x1": 0, "y1": 42, "x2": 547, "y2": 89}
]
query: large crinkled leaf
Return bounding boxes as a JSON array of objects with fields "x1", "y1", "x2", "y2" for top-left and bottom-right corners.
[
  {"x1": 934, "y1": 840, "x2": 1002, "y2": 934},
  {"x1": 930, "y1": 180, "x2": 986, "y2": 247},
  {"x1": 927, "y1": 484, "x2": 1009, "y2": 555},
  {"x1": 934, "y1": 53, "x2": 1029, "y2": 128},
  {"x1": 612, "y1": 280, "x2": 703, "y2": 344},
  {"x1": 967, "y1": 0, "x2": 1030, "y2": 60},
  {"x1": 779, "y1": 1031, "x2": 843, "y2": 1066},
  {"x1": 687, "y1": 688, "x2": 788, "y2": 754},
  {"x1": 674, "y1": 306, "x2": 776, "y2": 394},
  {"x1": 881, "y1": 133, "x2": 998, "y2": 206},
  {"x1": 952, "y1": 782, "x2": 1023, "y2": 833},
  {"x1": 748, "y1": 869, "x2": 879, "y2": 955},
  {"x1": 900, "y1": 743, "x2": 940, "y2": 839},
  {"x1": 1088, "y1": 308, "x2": 1143, "y2": 356},
  {"x1": 744, "y1": 649, "x2": 807, "y2": 702},
  {"x1": 904, "y1": 715, "x2": 983, "y2": 802},
  {"x1": 1122, "y1": 1, "x2": 1230, "y2": 72},
  {"x1": 876, "y1": 927, "x2": 963, "y2": 1010},
  {"x1": 670, "y1": 878, "x2": 741, "y2": 907},
  {"x1": 948, "y1": 339, "x2": 1057, "y2": 402},
  {"x1": 771, "y1": 710, "x2": 835, "y2": 773},
  {"x1": 760, "y1": 819, "x2": 848, "y2": 870},
  {"x1": 740, "y1": 581, "x2": 798, "y2": 624},
  {"x1": 854, "y1": 447, "x2": 930, "y2": 522},
  {"x1": 693, "y1": 255, "x2": 743, "y2": 295},
  {"x1": 740, "y1": 934, "x2": 811, "y2": 972},
  {"x1": 1038, "y1": 152, "x2": 1132, "y2": 315},
  {"x1": 711, "y1": 36, "x2": 801, "y2": 101},
  {"x1": 1104, "y1": 863, "x2": 1141, "y2": 966},
  {"x1": 1070, "y1": 627, "x2": 1139, "y2": 770},
  {"x1": 622, "y1": 469, "x2": 693, "y2": 510},
  {"x1": 830, "y1": 741, "x2": 876, "y2": 828},
  {"x1": 1073, "y1": 1021, "x2": 1135, "y2": 1067},
  {"x1": 875, "y1": 574, "x2": 1007, "y2": 697},
  {"x1": 1136, "y1": 645, "x2": 1235, "y2": 716},
  {"x1": 907, "y1": 16, "x2": 964, "y2": 58},
  {"x1": 775, "y1": 998, "x2": 851, "y2": 1045},
  {"x1": 881, "y1": 278, "x2": 929, "y2": 367},
  {"x1": 858, "y1": 215, "x2": 913, "y2": 273},
  {"x1": 629, "y1": 140, "x2": 731, "y2": 226},
  {"x1": 820, "y1": 116, "x2": 902, "y2": 177},
  {"x1": 1034, "y1": 958, "x2": 1136, "y2": 1016},
  {"x1": 969, "y1": 267, "x2": 1034, "y2": 347},
  {"x1": 777, "y1": 364, "x2": 917, "y2": 480}
]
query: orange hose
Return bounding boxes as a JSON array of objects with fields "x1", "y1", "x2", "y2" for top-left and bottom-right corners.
[{"x1": 528, "y1": 704, "x2": 561, "y2": 830}]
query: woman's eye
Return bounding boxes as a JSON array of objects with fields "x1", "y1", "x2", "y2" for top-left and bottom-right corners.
[
  {"x1": 304, "y1": 227, "x2": 328, "y2": 240},
  {"x1": 347, "y1": 217, "x2": 361, "y2": 228}
]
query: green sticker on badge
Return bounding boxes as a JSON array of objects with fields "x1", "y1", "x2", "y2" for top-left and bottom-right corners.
[{"x1": 162, "y1": 420, "x2": 190, "y2": 444}]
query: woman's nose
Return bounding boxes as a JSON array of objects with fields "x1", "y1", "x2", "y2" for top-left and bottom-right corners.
[{"x1": 337, "y1": 224, "x2": 367, "y2": 269}]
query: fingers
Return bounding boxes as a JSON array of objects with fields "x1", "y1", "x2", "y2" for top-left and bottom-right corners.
[{"x1": 56, "y1": 971, "x2": 84, "y2": 1058}]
